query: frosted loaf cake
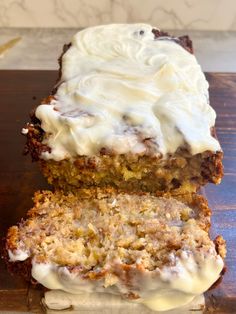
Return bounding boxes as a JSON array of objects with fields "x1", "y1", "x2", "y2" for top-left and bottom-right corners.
[
  {"x1": 23, "y1": 24, "x2": 223, "y2": 194},
  {"x1": 4, "y1": 24, "x2": 226, "y2": 312}
]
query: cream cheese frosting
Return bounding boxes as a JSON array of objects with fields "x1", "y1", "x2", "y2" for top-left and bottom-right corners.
[
  {"x1": 9, "y1": 248, "x2": 223, "y2": 311},
  {"x1": 35, "y1": 23, "x2": 220, "y2": 161},
  {"x1": 8, "y1": 249, "x2": 29, "y2": 262}
]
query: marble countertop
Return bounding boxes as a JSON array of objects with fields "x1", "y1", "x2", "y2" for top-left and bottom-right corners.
[{"x1": 0, "y1": 28, "x2": 236, "y2": 72}]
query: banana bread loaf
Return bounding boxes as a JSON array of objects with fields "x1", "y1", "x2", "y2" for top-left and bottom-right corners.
[{"x1": 23, "y1": 24, "x2": 223, "y2": 194}]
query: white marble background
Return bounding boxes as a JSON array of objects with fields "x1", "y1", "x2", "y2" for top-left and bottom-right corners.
[{"x1": 0, "y1": 0, "x2": 236, "y2": 30}]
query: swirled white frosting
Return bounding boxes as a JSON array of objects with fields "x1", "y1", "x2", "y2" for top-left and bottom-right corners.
[
  {"x1": 35, "y1": 24, "x2": 220, "y2": 160},
  {"x1": 9, "y1": 248, "x2": 223, "y2": 311}
]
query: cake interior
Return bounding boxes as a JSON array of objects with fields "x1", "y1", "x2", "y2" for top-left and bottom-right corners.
[
  {"x1": 7, "y1": 190, "x2": 221, "y2": 273},
  {"x1": 39, "y1": 149, "x2": 223, "y2": 195}
]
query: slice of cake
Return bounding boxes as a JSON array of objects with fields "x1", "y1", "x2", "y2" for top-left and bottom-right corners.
[
  {"x1": 5, "y1": 190, "x2": 226, "y2": 311},
  {"x1": 23, "y1": 24, "x2": 223, "y2": 194}
]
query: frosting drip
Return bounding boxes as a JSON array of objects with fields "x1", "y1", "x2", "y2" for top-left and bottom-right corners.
[
  {"x1": 35, "y1": 24, "x2": 220, "y2": 160},
  {"x1": 9, "y1": 248, "x2": 223, "y2": 311}
]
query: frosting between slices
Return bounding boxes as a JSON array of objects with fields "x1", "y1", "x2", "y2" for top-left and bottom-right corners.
[{"x1": 35, "y1": 24, "x2": 220, "y2": 160}]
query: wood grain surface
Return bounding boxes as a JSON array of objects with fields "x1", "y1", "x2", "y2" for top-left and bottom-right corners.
[{"x1": 0, "y1": 71, "x2": 235, "y2": 313}]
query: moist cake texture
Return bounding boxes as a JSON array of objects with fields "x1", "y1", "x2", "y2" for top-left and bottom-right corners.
[
  {"x1": 6, "y1": 189, "x2": 226, "y2": 311},
  {"x1": 23, "y1": 24, "x2": 223, "y2": 194}
]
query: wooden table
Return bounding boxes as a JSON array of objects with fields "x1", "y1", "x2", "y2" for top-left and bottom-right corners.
[{"x1": 0, "y1": 71, "x2": 235, "y2": 313}]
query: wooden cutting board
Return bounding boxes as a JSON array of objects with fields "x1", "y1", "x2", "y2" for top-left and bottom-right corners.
[{"x1": 0, "y1": 71, "x2": 235, "y2": 313}]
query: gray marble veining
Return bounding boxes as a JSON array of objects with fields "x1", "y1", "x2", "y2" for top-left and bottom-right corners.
[
  {"x1": 1, "y1": 0, "x2": 236, "y2": 30},
  {"x1": 0, "y1": 28, "x2": 236, "y2": 72}
]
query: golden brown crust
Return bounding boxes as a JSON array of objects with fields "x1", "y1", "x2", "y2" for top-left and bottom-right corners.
[
  {"x1": 208, "y1": 235, "x2": 227, "y2": 291},
  {"x1": 5, "y1": 226, "x2": 19, "y2": 252},
  {"x1": 214, "y1": 235, "x2": 227, "y2": 259}
]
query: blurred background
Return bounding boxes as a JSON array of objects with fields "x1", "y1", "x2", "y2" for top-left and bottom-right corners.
[{"x1": 0, "y1": 0, "x2": 236, "y2": 71}]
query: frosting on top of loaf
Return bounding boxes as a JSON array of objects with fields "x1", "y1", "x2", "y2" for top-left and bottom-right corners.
[{"x1": 35, "y1": 24, "x2": 220, "y2": 160}]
